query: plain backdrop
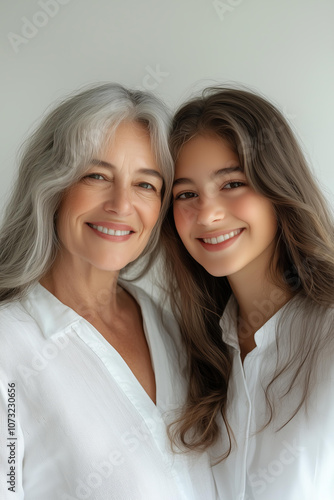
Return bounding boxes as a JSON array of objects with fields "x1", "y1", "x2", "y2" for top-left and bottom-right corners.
[{"x1": 1, "y1": 0, "x2": 333, "y2": 291}]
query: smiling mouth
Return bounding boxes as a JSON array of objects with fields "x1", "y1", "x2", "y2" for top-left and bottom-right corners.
[
  {"x1": 200, "y1": 229, "x2": 243, "y2": 244},
  {"x1": 87, "y1": 223, "x2": 133, "y2": 236}
]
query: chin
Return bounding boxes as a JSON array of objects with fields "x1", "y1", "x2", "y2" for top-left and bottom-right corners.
[
  {"x1": 205, "y1": 269, "x2": 227, "y2": 278},
  {"x1": 95, "y1": 254, "x2": 141, "y2": 272},
  {"x1": 198, "y1": 263, "x2": 222, "y2": 277},
  {"x1": 200, "y1": 263, "x2": 237, "y2": 278}
]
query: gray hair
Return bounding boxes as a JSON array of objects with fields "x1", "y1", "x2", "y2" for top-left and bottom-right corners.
[{"x1": 0, "y1": 83, "x2": 173, "y2": 303}]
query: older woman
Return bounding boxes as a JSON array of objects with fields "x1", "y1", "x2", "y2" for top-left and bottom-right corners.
[{"x1": 0, "y1": 84, "x2": 216, "y2": 500}]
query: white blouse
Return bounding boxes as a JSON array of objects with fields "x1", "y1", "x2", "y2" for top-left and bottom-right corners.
[
  {"x1": 0, "y1": 282, "x2": 217, "y2": 500},
  {"x1": 212, "y1": 296, "x2": 334, "y2": 500}
]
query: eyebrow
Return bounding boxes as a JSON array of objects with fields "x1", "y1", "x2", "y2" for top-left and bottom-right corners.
[
  {"x1": 173, "y1": 166, "x2": 243, "y2": 187},
  {"x1": 90, "y1": 159, "x2": 163, "y2": 181}
]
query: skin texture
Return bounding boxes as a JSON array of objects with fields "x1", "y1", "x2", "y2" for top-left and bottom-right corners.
[
  {"x1": 173, "y1": 133, "x2": 277, "y2": 281},
  {"x1": 173, "y1": 134, "x2": 290, "y2": 361},
  {"x1": 56, "y1": 121, "x2": 163, "y2": 274}
]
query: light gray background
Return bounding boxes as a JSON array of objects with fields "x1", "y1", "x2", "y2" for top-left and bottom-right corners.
[{"x1": 1, "y1": 0, "x2": 333, "y2": 220}]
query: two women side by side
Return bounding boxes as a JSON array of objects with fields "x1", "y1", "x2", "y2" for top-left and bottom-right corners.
[{"x1": 0, "y1": 83, "x2": 333, "y2": 499}]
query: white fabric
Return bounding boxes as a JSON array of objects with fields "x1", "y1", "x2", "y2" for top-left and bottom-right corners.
[
  {"x1": 0, "y1": 282, "x2": 217, "y2": 500},
  {"x1": 212, "y1": 295, "x2": 334, "y2": 500}
]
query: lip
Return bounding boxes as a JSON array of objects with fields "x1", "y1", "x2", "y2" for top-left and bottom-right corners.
[
  {"x1": 197, "y1": 228, "x2": 244, "y2": 252},
  {"x1": 197, "y1": 228, "x2": 244, "y2": 240},
  {"x1": 87, "y1": 221, "x2": 135, "y2": 232},
  {"x1": 86, "y1": 222, "x2": 135, "y2": 242}
]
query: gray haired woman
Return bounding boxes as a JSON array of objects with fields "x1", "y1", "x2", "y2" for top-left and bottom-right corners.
[{"x1": 0, "y1": 84, "x2": 216, "y2": 500}]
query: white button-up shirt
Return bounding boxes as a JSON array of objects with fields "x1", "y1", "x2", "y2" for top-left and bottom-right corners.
[
  {"x1": 212, "y1": 296, "x2": 334, "y2": 500},
  {"x1": 0, "y1": 282, "x2": 217, "y2": 500}
]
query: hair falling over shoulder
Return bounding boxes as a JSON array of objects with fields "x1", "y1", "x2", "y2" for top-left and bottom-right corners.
[{"x1": 161, "y1": 86, "x2": 334, "y2": 458}]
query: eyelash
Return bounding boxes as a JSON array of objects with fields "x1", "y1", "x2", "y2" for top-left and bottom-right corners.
[
  {"x1": 175, "y1": 192, "x2": 196, "y2": 200},
  {"x1": 86, "y1": 173, "x2": 105, "y2": 180},
  {"x1": 138, "y1": 182, "x2": 156, "y2": 191},
  {"x1": 174, "y1": 180, "x2": 246, "y2": 200},
  {"x1": 224, "y1": 181, "x2": 246, "y2": 189},
  {"x1": 83, "y1": 174, "x2": 157, "y2": 191}
]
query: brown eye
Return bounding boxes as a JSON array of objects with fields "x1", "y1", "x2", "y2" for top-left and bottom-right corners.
[
  {"x1": 175, "y1": 192, "x2": 198, "y2": 200},
  {"x1": 223, "y1": 181, "x2": 245, "y2": 189}
]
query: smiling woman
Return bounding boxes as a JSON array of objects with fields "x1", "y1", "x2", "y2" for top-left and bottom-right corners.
[
  {"x1": 50, "y1": 121, "x2": 163, "y2": 274},
  {"x1": 172, "y1": 133, "x2": 277, "y2": 278},
  {"x1": 0, "y1": 84, "x2": 216, "y2": 500},
  {"x1": 161, "y1": 87, "x2": 334, "y2": 500}
]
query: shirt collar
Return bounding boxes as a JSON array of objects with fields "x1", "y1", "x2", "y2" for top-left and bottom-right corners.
[
  {"x1": 20, "y1": 283, "x2": 80, "y2": 338},
  {"x1": 219, "y1": 295, "x2": 240, "y2": 350},
  {"x1": 219, "y1": 294, "x2": 290, "y2": 351},
  {"x1": 19, "y1": 280, "x2": 156, "y2": 340}
]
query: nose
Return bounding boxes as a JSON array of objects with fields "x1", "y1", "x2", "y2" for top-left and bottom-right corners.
[
  {"x1": 196, "y1": 196, "x2": 226, "y2": 226},
  {"x1": 103, "y1": 185, "x2": 134, "y2": 216}
]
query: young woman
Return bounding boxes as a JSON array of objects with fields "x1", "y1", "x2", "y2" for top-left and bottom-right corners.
[
  {"x1": 0, "y1": 83, "x2": 217, "y2": 499},
  {"x1": 162, "y1": 87, "x2": 334, "y2": 500}
]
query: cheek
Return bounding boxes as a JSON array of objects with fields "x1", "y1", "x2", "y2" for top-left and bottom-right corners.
[
  {"x1": 59, "y1": 187, "x2": 92, "y2": 219},
  {"x1": 56, "y1": 189, "x2": 89, "y2": 237},
  {"x1": 252, "y1": 196, "x2": 277, "y2": 229},
  {"x1": 142, "y1": 198, "x2": 161, "y2": 229},
  {"x1": 262, "y1": 206, "x2": 277, "y2": 239},
  {"x1": 236, "y1": 193, "x2": 277, "y2": 236},
  {"x1": 56, "y1": 204, "x2": 79, "y2": 246},
  {"x1": 229, "y1": 192, "x2": 255, "y2": 219},
  {"x1": 173, "y1": 202, "x2": 198, "y2": 227},
  {"x1": 173, "y1": 203, "x2": 193, "y2": 237}
]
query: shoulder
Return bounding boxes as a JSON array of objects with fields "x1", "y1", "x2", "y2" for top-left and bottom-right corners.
[
  {"x1": 0, "y1": 300, "x2": 44, "y2": 378},
  {"x1": 0, "y1": 284, "x2": 74, "y2": 369},
  {"x1": 280, "y1": 296, "x2": 334, "y2": 357},
  {"x1": 0, "y1": 299, "x2": 39, "y2": 333},
  {"x1": 280, "y1": 295, "x2": 333, "y2": 329},
  {"x1": 292, "y1": 297, "x2": 334, "y2": 378}
]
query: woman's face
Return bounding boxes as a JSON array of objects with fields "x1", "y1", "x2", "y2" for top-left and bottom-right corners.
[
  {"x1": 172, "y1": 134, "x2": 277, "y2": 280},
  {"x1": 56, "y1": 121, "x2": 163, "y2": 272}
]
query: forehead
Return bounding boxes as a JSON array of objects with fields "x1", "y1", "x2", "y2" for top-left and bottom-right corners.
[
  {"x1": 106, "y1": 121, "x2": 151, "y2": 149},
  {"x1": 175, "y1": 134, "x2": 240, "y2": 176},
  {"x1": 97, "y1": 121, "x2": 158, "y2": 166}
]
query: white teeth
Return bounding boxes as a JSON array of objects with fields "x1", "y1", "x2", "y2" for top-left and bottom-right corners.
[
  {"x1": 90, "y1": 224, "x2": 131, "y2": 236},
  {"x1": 203, "y1": 229, "x2": 242, "y2": 244}
]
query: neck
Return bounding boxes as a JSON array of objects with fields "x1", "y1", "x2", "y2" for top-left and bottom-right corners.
[
  {"x1": 40, "y1": 252, "x2": 125, "y2": 323},
  {"x1": 228, "y1": 258, "x2": 292, "y2": 359}
]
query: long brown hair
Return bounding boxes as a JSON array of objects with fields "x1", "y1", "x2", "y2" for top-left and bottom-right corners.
[{"x1": 161, "y1": 87, "x2": 334, "y2": 457}]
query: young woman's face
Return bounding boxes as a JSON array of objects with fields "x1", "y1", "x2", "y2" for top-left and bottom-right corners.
[
  {"x1": 56, "y1": 121, "x2": 163, "y2": 272},
  {"x1": 172, "y1": 134, "x2": 278, "y2": 279}
]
